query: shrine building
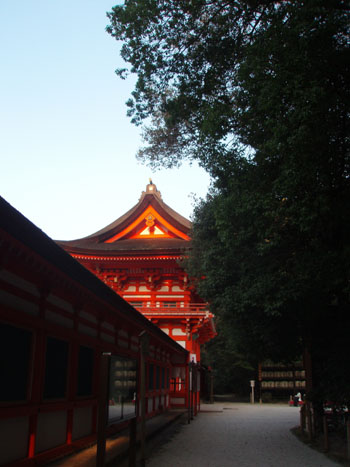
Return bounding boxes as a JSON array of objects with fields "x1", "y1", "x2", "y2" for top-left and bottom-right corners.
[
  {"x1": 58, "y1": 181, "x2": 216, "y2": 362},
  {"x1": 0, "y1": 196, "x2": 190, "y2": 466}
]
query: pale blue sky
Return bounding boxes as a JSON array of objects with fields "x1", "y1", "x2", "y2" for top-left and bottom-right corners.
[{"x1": 0, "y1": 1, "x2": 210, "y2": 239}]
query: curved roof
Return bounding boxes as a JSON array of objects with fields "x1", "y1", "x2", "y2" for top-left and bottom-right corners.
[{"x1": 57, "y1": 182, "x2": 192, "y2": 256}]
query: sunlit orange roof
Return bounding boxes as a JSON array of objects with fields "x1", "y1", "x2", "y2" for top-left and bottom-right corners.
[{"x1": 57, "y1": 182, "x2": 191, "y2": 256}]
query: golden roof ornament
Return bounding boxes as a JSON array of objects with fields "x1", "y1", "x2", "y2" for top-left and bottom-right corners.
[{"x1": 144, "y1": 179, "x2": 162, "y2": 199}]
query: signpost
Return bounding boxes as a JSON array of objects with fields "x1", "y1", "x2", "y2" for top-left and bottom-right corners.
[
  {"x1": 96, "y1": 353, "x2": 111, "y2": 467},
  {"x1": 250, "y1": 380, "x2": 255, "y2": 404},
  {"x1": 139, "y1": 331, "x2": 149, "y2": 466},
  {"x1": 96, "y1": 352, "x2": 138, "y2": 467}
]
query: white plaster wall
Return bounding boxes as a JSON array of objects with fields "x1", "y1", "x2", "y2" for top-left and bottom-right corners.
[
  {"x1": 80, "y1": 311, "x2": 97, "y2": 323},
  {"x1": 125, "y1": 295, "x2": 150, "y2": 299},
  {"x1": 0, "y1": 290, "x2": 38, "y2": 315},
  {"x1": 78, "y1": 323, "x2": 97, "y2": 337},
  {"x1": 101, "y1": 332, "x2": 114, "y2": 343},
  {"x1": 47, "y1": 294, "x2": 73, "y2": 312},
  {"x1": 72, "y1": 407, "x2": 92, "y2": 440},
  {"x1": 176, "y1": 341, "x2": 186, "y2": 348},
  {"x1": 170, "y1": 397, "x2": 185, "y2": 405},
  {"x1": 0, "y1": 416, "x2": 29, "y2": 464},
  {"x1": 118, "y1": 329, "x2": 129, "y2": 338},
  {"x1": 172, "y1": 328, "x2": 186, "y2": 336},
  {"x1": 157, "y1": 295, "x2": 184, "y2": 298},
  {"x1": 118, "y1": 338, "x2": 129, "y2": 348},
  {"x1": 46, "y1": 310, "x2": 74, "y2": 328},
  {"x1": 35, "y1": 411, "x2": 67, "y2": 453},
  {"x1": 0, "y1": 270, "x2": 39, "y2": 297},
  {"x1": 101, "y1": 321, "x2": 114, "y2": 331}
]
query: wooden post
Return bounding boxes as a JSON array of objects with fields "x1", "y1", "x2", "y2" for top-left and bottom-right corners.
[
  {"x1": 187, "y1": 364, "x2": 191, "y2": 424},
  {"x1": 292, "y1": 368, "x2": 296, "y2": 399},
  {"x1": 193, "y1": 366, "x2": 197, "y2": 416},
  {"x1": 258, "y1": 363, "x2": 262, "y2": 404},
  {"x1": 191, "y1": 371, "x2": 194, "y2": 421},
  {"x1": 347, "y1": 420, "x2": 350, "y2": 460},
  {"x1": 129, "y1": 416, "x2": 137, "y2": 467},
  {"x1": 300, "y1": 404, "x2": 305, "y2": 435},
  {"x1": 139, "y1": 331, "x2": 149, "y2": 466},
  {"x1": 306, "y1": 403, "x2": 313, "y2": 441},
  {"x1": 96, "y1": 353, "x2": 110, "y2": 467},
  {"x1": 304, "y1": 347, "x2": 313, "y2": 394},
  {"x1": 209, "y1": 371, "x2": 214, "y2": 404},
  {"x1": 323, "y1": 415, "x2": 329, "y2": 452}
]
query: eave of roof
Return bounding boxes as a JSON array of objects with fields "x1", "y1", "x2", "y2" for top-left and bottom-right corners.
[{"x1": 59, "y1": 237, "x2": 191, "y2": 255}]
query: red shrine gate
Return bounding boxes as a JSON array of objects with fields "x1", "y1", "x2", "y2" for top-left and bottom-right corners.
[{"x1": 58, "y1": 182, "x2": 216, "y2": 405}]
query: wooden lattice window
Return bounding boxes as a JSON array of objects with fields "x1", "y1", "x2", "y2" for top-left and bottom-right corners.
[
  {"x1": 43, "y1": 337, "x2": 69, "y2": 399},
  {"x1": 0, "y1": 323, "x2": 32, "y2": 401}
]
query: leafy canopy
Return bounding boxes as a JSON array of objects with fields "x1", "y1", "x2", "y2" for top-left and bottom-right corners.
[
  {"x1": 107, "y1": 0, "x2": 349, "y2": 171},
  {"x1": 108, "y1": 1, "x2": 350, "y2": 400}
]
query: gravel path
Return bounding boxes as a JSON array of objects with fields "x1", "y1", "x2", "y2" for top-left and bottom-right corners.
[{"x1": 146, "y1": 403, "x2": 339, "y2": 467}]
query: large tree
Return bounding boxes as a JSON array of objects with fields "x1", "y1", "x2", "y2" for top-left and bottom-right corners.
[{"x1": 107, "y1": 1, "x2": 350, "y2": 402}]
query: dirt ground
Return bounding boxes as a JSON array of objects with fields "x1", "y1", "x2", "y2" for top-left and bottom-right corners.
[{"x1": 145, "y1": 403, "x2": 339, "y2": 467}]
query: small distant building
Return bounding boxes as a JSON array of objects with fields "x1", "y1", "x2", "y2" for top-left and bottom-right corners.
[
  {"x1": 58, "y1": 181, "x2": 216, "y2": 363},
  {"x1": 258, "y1": 361, "x2": 306, "y2": 402}
]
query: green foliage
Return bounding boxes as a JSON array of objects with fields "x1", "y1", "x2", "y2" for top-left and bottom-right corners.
[
  {"x1": 107, "y1": 1, "x2": 350, "y2": 402},
  {"x1": 107, "y1": 1, "x2": 349, "y2": 169},
  {"x1": 201, "y1": 318, "x2": 256, "y2": 395}
]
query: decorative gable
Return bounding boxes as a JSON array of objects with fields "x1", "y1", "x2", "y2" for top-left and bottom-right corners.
[
  {"x1": 139, "y1": 226, "x2": 165, "y2": 236},
  {"x1": 56, "y1": 181, "x2": 191, "y2": 249},
  {"x1": 104, "y1": 205, "x2": 190, "y2": 243}
]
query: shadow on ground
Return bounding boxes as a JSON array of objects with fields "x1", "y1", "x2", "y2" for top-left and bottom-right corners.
[{"x1": 292, "y1": 426, "x2": 350, "y2": 466}]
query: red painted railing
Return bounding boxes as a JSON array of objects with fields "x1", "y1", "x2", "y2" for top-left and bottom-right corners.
[{"x1": 133, "y1": 303, "x2": 210, "y2": 315}]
